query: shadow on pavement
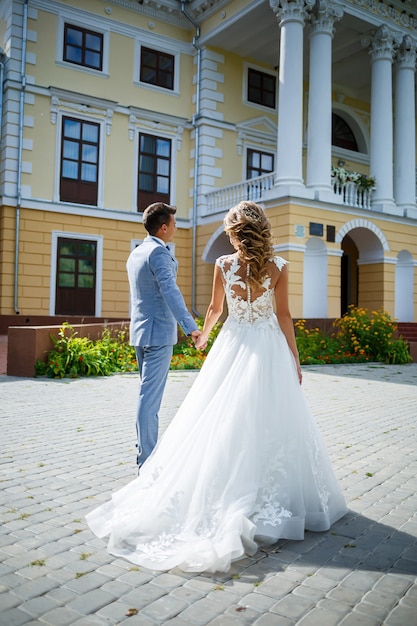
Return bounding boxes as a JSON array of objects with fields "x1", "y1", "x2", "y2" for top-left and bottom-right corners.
[{"x1": 303, "y1": 363, "x2": 417, "y2": 386}]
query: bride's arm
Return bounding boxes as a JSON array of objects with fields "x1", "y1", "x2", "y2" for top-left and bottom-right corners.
[
  {"x1": 195, "y1": 264, "x2": 225, "y2": 350},
  {"x1": 274, "y1": 265, "x2": 302, "y2": 384}
]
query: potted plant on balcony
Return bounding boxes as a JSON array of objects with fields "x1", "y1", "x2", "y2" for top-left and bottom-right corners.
[{"x1": 331, "y1": 166, "x2": 376, "y2": 192}]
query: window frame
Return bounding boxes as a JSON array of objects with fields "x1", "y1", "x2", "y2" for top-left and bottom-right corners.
[
  {"x1": 246, "y1": 147, "x2": 275, "y2": 180},
  {"x1": 54, "y1": 111, "x2": 106, "y2": 208},
  {"x1": 57, "y1": 16, "x2": 109, "y2": 77},
  {"x1": 63, "y1": 23, "x2": 104, "y2": 71},
  {"x1": 136, "y1": 132, "x2": 173, "y2": 213},
  {"x1": 332, "y1": 113, "x2": 359, "y2": 152},
  {"x1": 134, "y1": 40, "x2": 180, "y2": 95},
  {"x1": 243, "y1": 63, "x2": 277, "y2": 112},
  {"x1": 59, "y1": 115, "x2": 101, "y2": 206},
  {"x1": 140, "y1": 46, "x2": 175, "y2": 91}
]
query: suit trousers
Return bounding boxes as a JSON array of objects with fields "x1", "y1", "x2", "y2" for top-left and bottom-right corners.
[{"x1": 134, "y1": 344, "x2": 173, "y2": 467}]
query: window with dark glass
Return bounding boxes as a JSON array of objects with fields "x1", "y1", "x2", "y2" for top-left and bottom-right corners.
[
  {"x1": 60, "y1": 117, "x2": 100, "y2": 206},
  {"x1": 140, "y1": 47, "x2": 174, "y2": 90},
  {"x1": 247, "y1": 68, "x2": 276, "y2": 109},
  {"x1": 247, "y1": 149, "x2": 274, "y2": 179},
  {"x1": 63, "y1": 24, "x2": 103, "y2": 71},
  {"x1": 55, "y1": 238, "x2": 96, "y2": 315},
  {"x1": 137, "y1": 133, "x2": 171, "y2": 212},
  {"x1": 332, "y1": 113, "x2": 359, "y2": 151}
]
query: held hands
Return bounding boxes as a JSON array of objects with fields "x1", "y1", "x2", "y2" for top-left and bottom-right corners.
[
  {"x1": 190, "y1": 330, "x2": 205, "y2": 350},
  {"x1": 193, "y1": 331, "x2": 208, "y2": 351}
]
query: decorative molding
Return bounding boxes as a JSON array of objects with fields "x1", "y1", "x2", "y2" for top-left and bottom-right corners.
[
  {"x1": 236, "y1": 116, "x2": 277, "y2": 155},
  {"x1": 309, "y1": 0, "x2": 344, "y2": 36},
  {"x1": 128, "y1": 113, "x2": 185, "y2": 149},
  {"x1": 396, "y1": 34, "x2": 417, "y2": 70},
  {"x1": 336, "y1": 218, "x2": 390, "y2": 250},
  {"x1": 273, "y1": 242, "x2": 307, "y2": 254},
  {"x1": 362, "y1": 25, "x2": 402, "y2": 62},
  {"x1": 349, "y1": 0, "x2": 417, "y2": 33},
  {"x1": 101, "y1": 0, "x2": 230, "y2": 26},
  {"x1": 269, "y1": 0, "x2": 316, "y2": 25},
  {"x1": 49, "y1": 88, "x2": 117, "y2": 135}
]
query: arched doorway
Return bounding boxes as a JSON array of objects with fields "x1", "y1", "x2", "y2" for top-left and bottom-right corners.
[
  {"x1": 337, "y1": 220, "x2": 389, "y2": 315},
  {"x1": 341, "y1": 235, "x2": 358, "y2": 315}
]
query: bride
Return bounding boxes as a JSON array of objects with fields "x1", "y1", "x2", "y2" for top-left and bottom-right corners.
[{"x1": 86, "y1": 201, "x2": 348, "y2": 573}]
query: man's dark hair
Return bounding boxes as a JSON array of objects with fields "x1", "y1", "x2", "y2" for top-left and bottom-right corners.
[{"x1": 143, "y1": 202, "x2": 176, "y2": 235}]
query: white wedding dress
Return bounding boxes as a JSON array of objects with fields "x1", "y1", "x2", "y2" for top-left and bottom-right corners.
[{"x1": 86, "y1": 255, "x2": 347, "y2": 573}]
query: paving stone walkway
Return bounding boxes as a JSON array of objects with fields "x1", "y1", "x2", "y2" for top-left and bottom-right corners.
[{"x1": 1, "y1": 363, "x2": 417, "y2": 625}]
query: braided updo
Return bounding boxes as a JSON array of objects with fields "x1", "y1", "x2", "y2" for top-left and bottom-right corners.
[{"x1": 224, "y1": 201, "x2": 275, "y2": 288}]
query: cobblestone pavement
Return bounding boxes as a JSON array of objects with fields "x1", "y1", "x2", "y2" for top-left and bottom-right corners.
[{"x1": 1, "y1": 363, "x2": 417, "y2": 626}]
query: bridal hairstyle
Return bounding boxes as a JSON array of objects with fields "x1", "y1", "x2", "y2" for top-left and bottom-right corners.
[{"x1": 224, "y1": 201, "x2": 275, "y2": 289}]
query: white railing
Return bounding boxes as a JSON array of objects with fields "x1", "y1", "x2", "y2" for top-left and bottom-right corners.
[
  {"x1": 205, "y1": 173, "x2": 275, "y2": 216},
  {"x1": 331, "y1": 179, "x2": 373, "y2": 210},
  {"x1": 204, "y1": 173, "x2": 373, "y2": 216}
]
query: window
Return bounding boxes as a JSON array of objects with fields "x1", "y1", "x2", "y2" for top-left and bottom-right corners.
[
  {"x1": 332, "y1": 114, "x2": 359, "y2": 151},
  {"x1": 247, "y1": 68, "x2": 276, "y2": 109},
  {"x1": 247, "y1": 149, "x2": 274, "y2": 179},
  {"x1": 55, "y1": 237, "x2": 97, "y2": 315},
  {"x1": 60, "y1": 117, "x2": 100, "y2": 206},
  {"x1": 140, "y1": 47, "x2": 174, "y2": 90},
  {"x1": 63, "y1": 24, "x2": 103, "y2": 71},
  {"x1": 137, "y1": 133, "x2": 171, "y2": 212}
]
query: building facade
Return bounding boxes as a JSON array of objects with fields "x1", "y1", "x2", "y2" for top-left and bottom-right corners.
[{"x1": 0, "y1": 0, "x2": 416, "y2": 325}]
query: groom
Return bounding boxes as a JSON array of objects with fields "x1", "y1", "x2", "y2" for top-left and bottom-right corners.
[{"x1": 127, "y1": 202, "x2": 200, "y2": 469}]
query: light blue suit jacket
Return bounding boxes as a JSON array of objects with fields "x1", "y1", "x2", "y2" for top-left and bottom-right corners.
[{"x1": 127, "y1": 235, "x2": 198, "y2": 347}]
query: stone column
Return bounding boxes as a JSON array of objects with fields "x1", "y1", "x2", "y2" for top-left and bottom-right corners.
[
  {"x1": 363, "y1": 25, "x2": 400, "y2": 214},
  {"x1": 394, "y1": 35, "x2": 417, "y2": 218},
  {"x1": 269, "y1": 0, "x2": 314, "y2": 194},
  {"x1": 306, "y1": 0, "x2": 343, "y2": 194}
]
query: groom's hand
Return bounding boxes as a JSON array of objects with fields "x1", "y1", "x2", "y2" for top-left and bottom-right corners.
[
  {"x1": 194, "y1": 332, "x2": 208, "y2": 351},
  {"x1": 190, "y1": 330, "x2": 202, "y2": 347}
]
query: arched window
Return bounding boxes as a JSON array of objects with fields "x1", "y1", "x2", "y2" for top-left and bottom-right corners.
[{"x1": 332, "y1": 113, "x2": 358, "y2": 151}]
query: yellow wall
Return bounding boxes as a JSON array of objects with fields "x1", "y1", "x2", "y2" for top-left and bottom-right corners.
[
  {"x1": 29, "y1": 10, "x2": 194, "y2": 120},
  {"x1": 0, "y1": 205, "x2": 193, "y2": 316},
  {"x1": 193, "y1": 203, "x2": 417, "y2": 320},
  {"x1": 2, "y1": 0, "x2": 417, "y2": 326}
]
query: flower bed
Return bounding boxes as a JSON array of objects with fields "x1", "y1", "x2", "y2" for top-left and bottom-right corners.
[{"x1": 35, "y1": 307, "x2": 411, "y2": 378}]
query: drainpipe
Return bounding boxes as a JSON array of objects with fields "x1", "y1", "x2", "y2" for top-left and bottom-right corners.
[
  {"x1": 0, "y1": 49, "x2": 5, "y2": 147},
  {"x1": 14, "y1": 0, "x2": 29, "y2": 314},
  {"x1": 180, "y1": 0, "x2": 201, "y2": 317}
]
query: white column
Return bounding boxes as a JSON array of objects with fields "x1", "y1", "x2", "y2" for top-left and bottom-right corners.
[
  {"x1": 364, "y1": 26, "x2": 400, "y2": 214},
  {"x1": 306, "y1": 0, "x2": 343, "y2": 194},
  {"x1": 270, "y1": 0, "x2": 314, "y2": 194},
  {"x1": 394, "y1": 35, "x2": 417, "y2": 218}
]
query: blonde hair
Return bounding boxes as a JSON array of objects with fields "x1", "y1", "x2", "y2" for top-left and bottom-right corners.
[{"x1": 224, "y1": 201, "x2": 274, "y2": 288}]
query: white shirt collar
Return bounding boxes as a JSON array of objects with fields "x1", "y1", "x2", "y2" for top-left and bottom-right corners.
[{"x1": 150, "y1": 235, "x2": 166, "y2": 246}]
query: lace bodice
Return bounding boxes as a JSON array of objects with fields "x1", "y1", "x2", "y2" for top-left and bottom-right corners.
[{"x1": 216, "y1": 254, "x2": 287, "y2": 325}]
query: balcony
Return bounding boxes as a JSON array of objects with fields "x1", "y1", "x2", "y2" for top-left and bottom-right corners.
[
  {"x1": 331, "y1": 179, "x2": 372, "y2": 210},
  {"x1": 204, "y1": 173, "x2": 373, "y2": 216},
  {"x1": 205, "y1": 173, "x2": 275, "y2": 217}
]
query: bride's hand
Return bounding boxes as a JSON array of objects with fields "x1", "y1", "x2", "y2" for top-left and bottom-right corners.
[
  {"x1": 296, "y1": 362, "x2": 302, "y2": 385},
  {"x1": 195, "y1": 334, "x2": 208, "y2": 350}
]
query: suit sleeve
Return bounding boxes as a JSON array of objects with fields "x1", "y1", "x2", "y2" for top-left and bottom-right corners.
[{"x1": 150, "y1": 247, "x2": 198, "y2": 336}]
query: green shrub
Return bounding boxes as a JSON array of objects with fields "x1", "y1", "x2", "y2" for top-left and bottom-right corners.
[
  {"x1": 334, "y1": 306, "x2": 411, "y2": 364},
  {"x1": 295, "y1": 319, "x2": 369, "y2": 365},
  {"x1": 35, "y1": 307, "x2": 411, "y2": 378},
  {"x1": 295, "y1": 306, "x2": 411, "y2": 365},
  {"x1": 35, "y1": 323, "x2": 137, "y2": 378}
]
